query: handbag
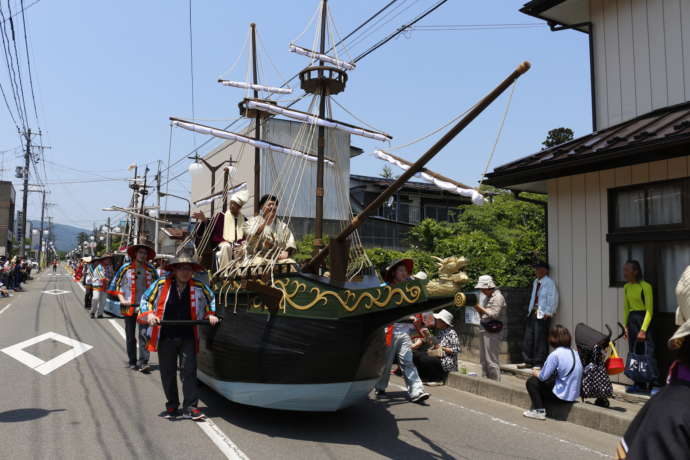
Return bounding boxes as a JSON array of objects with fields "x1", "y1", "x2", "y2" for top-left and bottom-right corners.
[
  {"x1": 480, "y1": 319, "x2": 503, "y2": 333},
  {"x1": 605, "y1": 343, "x2": 625, "y2": 375},
  {"x1": 581, "y1": 345, "x2": 613, "y2": 399},
  {"x1": 624, "y1": 340, "x2": 659, "y2": 384}
]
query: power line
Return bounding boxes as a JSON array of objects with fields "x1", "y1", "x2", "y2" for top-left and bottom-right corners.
[
  {"x1": 19, "y1": 0, "x2": 39, "y2": 127},
  {"x1": 354, "y1": 0, "x2": 448, "y2": 62}
]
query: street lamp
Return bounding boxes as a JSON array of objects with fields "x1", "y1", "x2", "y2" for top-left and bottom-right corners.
[{"x1": 187, "y1": 154, "x2": 236, "y2": 215}]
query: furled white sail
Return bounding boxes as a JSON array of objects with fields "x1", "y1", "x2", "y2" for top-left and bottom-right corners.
[
  {"x1": 218, "y1": 79, "x2": 293, "y2": 95},
  {"x1": 171, "y1": 119, "x2": 334, "y2": 166},
  {"x1": 373, "y1": 150, "x2": 484, "y2": 205},
  {"x1": 245, "y1": 100, "x2": 391, "y2": 142},
  {"x1": 194, "y1": 183, "x2": 248, "y2": 207},
  {"x1": 289, "y1": 43, "x2": 356, "y2": 71}
]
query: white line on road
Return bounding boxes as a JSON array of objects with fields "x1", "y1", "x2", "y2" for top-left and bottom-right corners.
[
  {"x1": 108, "y1": 318, "x2": 249, "y2": 459},
  {"x1": 0, "y1": 303, "x2": 12, "y2": 315},
  {"x1": 197, "y1": 417, "x2": 250, "y2": 460},
  {"x1": 108, "y1": 319, "x2": 126, "y2": 340},
  {"x1": 392, "y1": 384, "x2": 612, "y2": 458}
]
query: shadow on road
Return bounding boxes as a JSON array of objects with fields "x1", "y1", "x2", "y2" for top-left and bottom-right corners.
[
  {"x1": 0, "y1": 408, "x2": 65, "y2": 422},
  {"x1": 200, "y1": 387, "x2": 454, "y2": 459}
]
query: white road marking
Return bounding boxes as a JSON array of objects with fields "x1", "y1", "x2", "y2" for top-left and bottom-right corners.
[
  {"x1": 108, "y1": 319, "x2": 126, "y2": 340},
  {"x1": 74, "y1": 281, "x2": 86, "y2": 292},
  {"x1": 197, "y1": 418, "x2": 251, "y2": 460},
  {"x1": 108, "y1": 319, "x2": 249, "y2": 459},
  {"x1": 0, "y1": 303, "x2": 12, "y2": 315},
  {"x1": 1, "y1": 331, "x2": 93, "y2": 375},
  {"x1": 42, "y1": 289, "x2": 70, "y2": 295},
  {"x1": 392, "y1": 384, "x2": 612, "y2": 458}
]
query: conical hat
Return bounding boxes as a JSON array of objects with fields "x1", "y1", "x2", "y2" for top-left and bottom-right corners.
[
  {"x1": 127, "y1": 239, "x2": 156, "y2": 261},
  {"x1": 167, "y1": 255, "x2": 204, "y2": 272}
]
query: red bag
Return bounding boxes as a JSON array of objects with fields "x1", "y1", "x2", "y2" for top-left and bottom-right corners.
[{"x1": 605, "y1": 343, "x2": 625, "y2": 375}]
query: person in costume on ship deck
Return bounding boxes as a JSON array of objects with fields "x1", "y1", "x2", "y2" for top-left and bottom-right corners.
[
  {"x1": 193, "y1": 190, "x2": 249, "y2": 270},
  {"x1": 110, "y1": 241, "x2": 158, "y2": 372},
  {"x1": 242, "y1": 194, "x2": 296, "y2": 263},
  {"x1": 139, "y1": 255, "x2": 218, "y2": 420}
]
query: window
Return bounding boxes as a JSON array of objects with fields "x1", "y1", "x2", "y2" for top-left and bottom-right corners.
[
  {"x1": 612, "y1": 180, "x2": 684, "y2": 230},
  {"x1": 612, "y1": 243, "x2": 645, "y2": 284}
]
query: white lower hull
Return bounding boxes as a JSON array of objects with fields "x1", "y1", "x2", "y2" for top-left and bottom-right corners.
[{"x1": 198, "y1": 370, "x2": 377, "y2": 412}]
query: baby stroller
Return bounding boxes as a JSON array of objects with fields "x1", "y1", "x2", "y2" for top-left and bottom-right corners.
[{"x1": 575, "y1": 322, "x2": 626, "y2": 408}]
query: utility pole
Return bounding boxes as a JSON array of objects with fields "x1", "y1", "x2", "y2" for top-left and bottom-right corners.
[
  {"x1": 106, "y1": 217, "x2": 111, "y2": 252},
  {"x1": 155, "y1": 161, "x2": 161, "y2": 253},
  {"x1": 37, "y1": 189, "x2": 46, "y2": 270},
  {"x1": 19, "y1": 128, "x2": 31, "y2": 257}
]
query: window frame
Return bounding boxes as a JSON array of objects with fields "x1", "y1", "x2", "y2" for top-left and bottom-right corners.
[{"x1": 607, "y1": 178, "x2": 690, "y2": 287}]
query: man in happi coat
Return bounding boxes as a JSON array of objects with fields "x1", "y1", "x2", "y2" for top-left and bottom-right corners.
[
  {"x1": 138, "y1": 255, "x2": 218, "y2": 420},
  {"x1": 110, "y1": 241, "x2": 158, "y2": 372},
  {"x1": 91, "y1": 254, "x2": 114, "y2": 319},
  {"x1": 192, "y1": 190, "x2": 249, "y2": 270}
]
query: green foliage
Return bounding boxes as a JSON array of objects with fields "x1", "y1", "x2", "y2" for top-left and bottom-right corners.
[
  {"x1": 542, "y1": 127, "x2": 574, "y2": 150},
  {"x1": 408, "y1": 192, "x2": 545, "y2": 287},
  {"x1": 293, "y1": 234, "x2": 330, "y2": 263},
  {"x1": 294, "y1": 191, "x2": 545, "y2": 287},
  {"x1": 380, "y1": 165, "x2": 395, "y2": 179}
]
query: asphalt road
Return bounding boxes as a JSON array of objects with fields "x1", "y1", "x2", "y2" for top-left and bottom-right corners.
[{"x1": 0, "y1": 268, "x2": 620, "y2": 460}]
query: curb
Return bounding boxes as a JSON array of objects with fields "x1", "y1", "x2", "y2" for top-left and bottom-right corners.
[{"x1": 445, "y1": 372, "x2": 635, "y2": 437}]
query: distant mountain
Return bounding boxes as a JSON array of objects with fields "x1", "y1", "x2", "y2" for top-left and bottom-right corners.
[{"x1": 29, "y1": 220, "x2": 90, "y2": 253}]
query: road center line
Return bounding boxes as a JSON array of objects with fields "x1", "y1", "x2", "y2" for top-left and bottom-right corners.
[
  {"x1": 108, "y1": 316, "x2": 249, "y2": 459},
  {"x1": 0, "y1": 303, "x2": 12, "y2": 315},
  {"x1": 391, "y1": 384, "x2": 612, "y2": 459}
]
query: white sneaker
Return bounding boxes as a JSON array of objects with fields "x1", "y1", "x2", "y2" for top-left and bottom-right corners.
[
  {"x1": 523, "y1": 409, "x2": 546, "y2": 420},
  {"x1": 424, "y1": 381, "x2": 444, "y2": 386},
  {"x1": 411, "y1": 392, "x2": 430, "y2": 404}
]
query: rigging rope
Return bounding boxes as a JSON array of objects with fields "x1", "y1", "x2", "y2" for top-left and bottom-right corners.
[{"x1": 480, "y1": 80, "x2": 518, "y2": 185}]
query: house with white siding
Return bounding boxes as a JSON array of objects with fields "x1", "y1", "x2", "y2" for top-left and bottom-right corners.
[{"x1": 486, "y1": 0, "x2": 690, "y2": 378}]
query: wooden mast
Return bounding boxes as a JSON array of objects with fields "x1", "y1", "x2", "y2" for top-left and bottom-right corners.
[
  {"x1": 304, "y1": 61, "x2": 531, "y2": 273},
  {"x1": 251, "y1": 23, "x2": 261, "y2": 215},
  {"x1": 314, "y1": 0, "x2": 328, "y2": 255}
]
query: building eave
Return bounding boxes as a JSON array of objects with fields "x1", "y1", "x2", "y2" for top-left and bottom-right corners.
[
  {"x1": 485, "y1": 136, "x2": 690, "y2": 189},
  {"x1": 520, "y1": 0, "x2": 590, "y2": 33}
]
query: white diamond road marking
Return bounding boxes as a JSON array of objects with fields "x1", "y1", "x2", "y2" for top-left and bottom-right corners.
[
  {"x1": 42, "y1": 289, "x2": 70, "y2": 295},
  {"x1": 1, "y1": 332, "x2": 93, "y2": 375}
]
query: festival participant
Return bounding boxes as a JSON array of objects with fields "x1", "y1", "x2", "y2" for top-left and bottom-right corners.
[
  {"x1": 192, "y1": 190, "x2": 249, "y2": 269},
  {"x1": 110, "y1": 241, "x2": 158, "y2": 372},
  {"x1": 139, "y1": 255, "x2": 218, "y2": 420},
  {"x1": 52, "y1": 259, "x2": 58, "y2": 273},
  {"x1": 153, "y1": 255, "x2": 172, "y2": 279},
  {"x1": 413, "y1": 310, "x2": 461, "y2": 385},
  {"x1": 242, "y1": 194, "x2": 296, "y2": 262},
  {"x1": 375, "y1": 259, "x2": 430, "y2": 404},
  {"x1": 83, "y1": 257, "x2": 94, "y2": 310},
  {"x1": 91, "y1": 254, "x2": 114, "y2": 319}
]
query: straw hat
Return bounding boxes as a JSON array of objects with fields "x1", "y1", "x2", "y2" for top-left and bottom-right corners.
[
  {"x1": 384, "y1": 258, "x2": 414, "y2": 284},
  {"x1": 433, "y1": 309, "x2": 454, "y2": 327},
  {"x1": 81, "y1": 256, "x2": 92, "y2": 263},
  {"x1": 475, "y1": 275, "x2": 496, "y2": 289},
  {"x1": 126, "y1": 239, "x2": 156, "y2": 261},
  {"x1": 167, "y1": 255, "x2": 204, "y2": 272},
  {"x1": 670, "y1": 266, "x2": 690, "y2": 349}
]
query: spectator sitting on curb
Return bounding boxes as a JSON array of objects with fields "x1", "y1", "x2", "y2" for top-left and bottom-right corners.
[{"x1": 523, "y1": 325, "x2": 583, "y2": 421}]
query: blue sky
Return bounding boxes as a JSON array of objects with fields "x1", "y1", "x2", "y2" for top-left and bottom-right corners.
[{"x1": 0, "y1": 0, "x2": 592, "y2": 230}]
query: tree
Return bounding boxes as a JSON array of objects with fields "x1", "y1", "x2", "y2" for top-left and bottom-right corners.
[
  {"x1": 542, "y1": 127, "x2": 574, "y2": 150},
  {"x1": 380, "y1": 165, "x2": 394, "y2": 179}
]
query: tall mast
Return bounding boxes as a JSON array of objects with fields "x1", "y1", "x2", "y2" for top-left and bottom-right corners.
[
  {"x1": 251, "y1": 23, "x2": 261, "y2": 215},
  {"x1": 304, "y1": 62, "x2": 532, "y2": 273},
  {"x1": 313, "y1": 0, "x2": 328, "y2": 254}
]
